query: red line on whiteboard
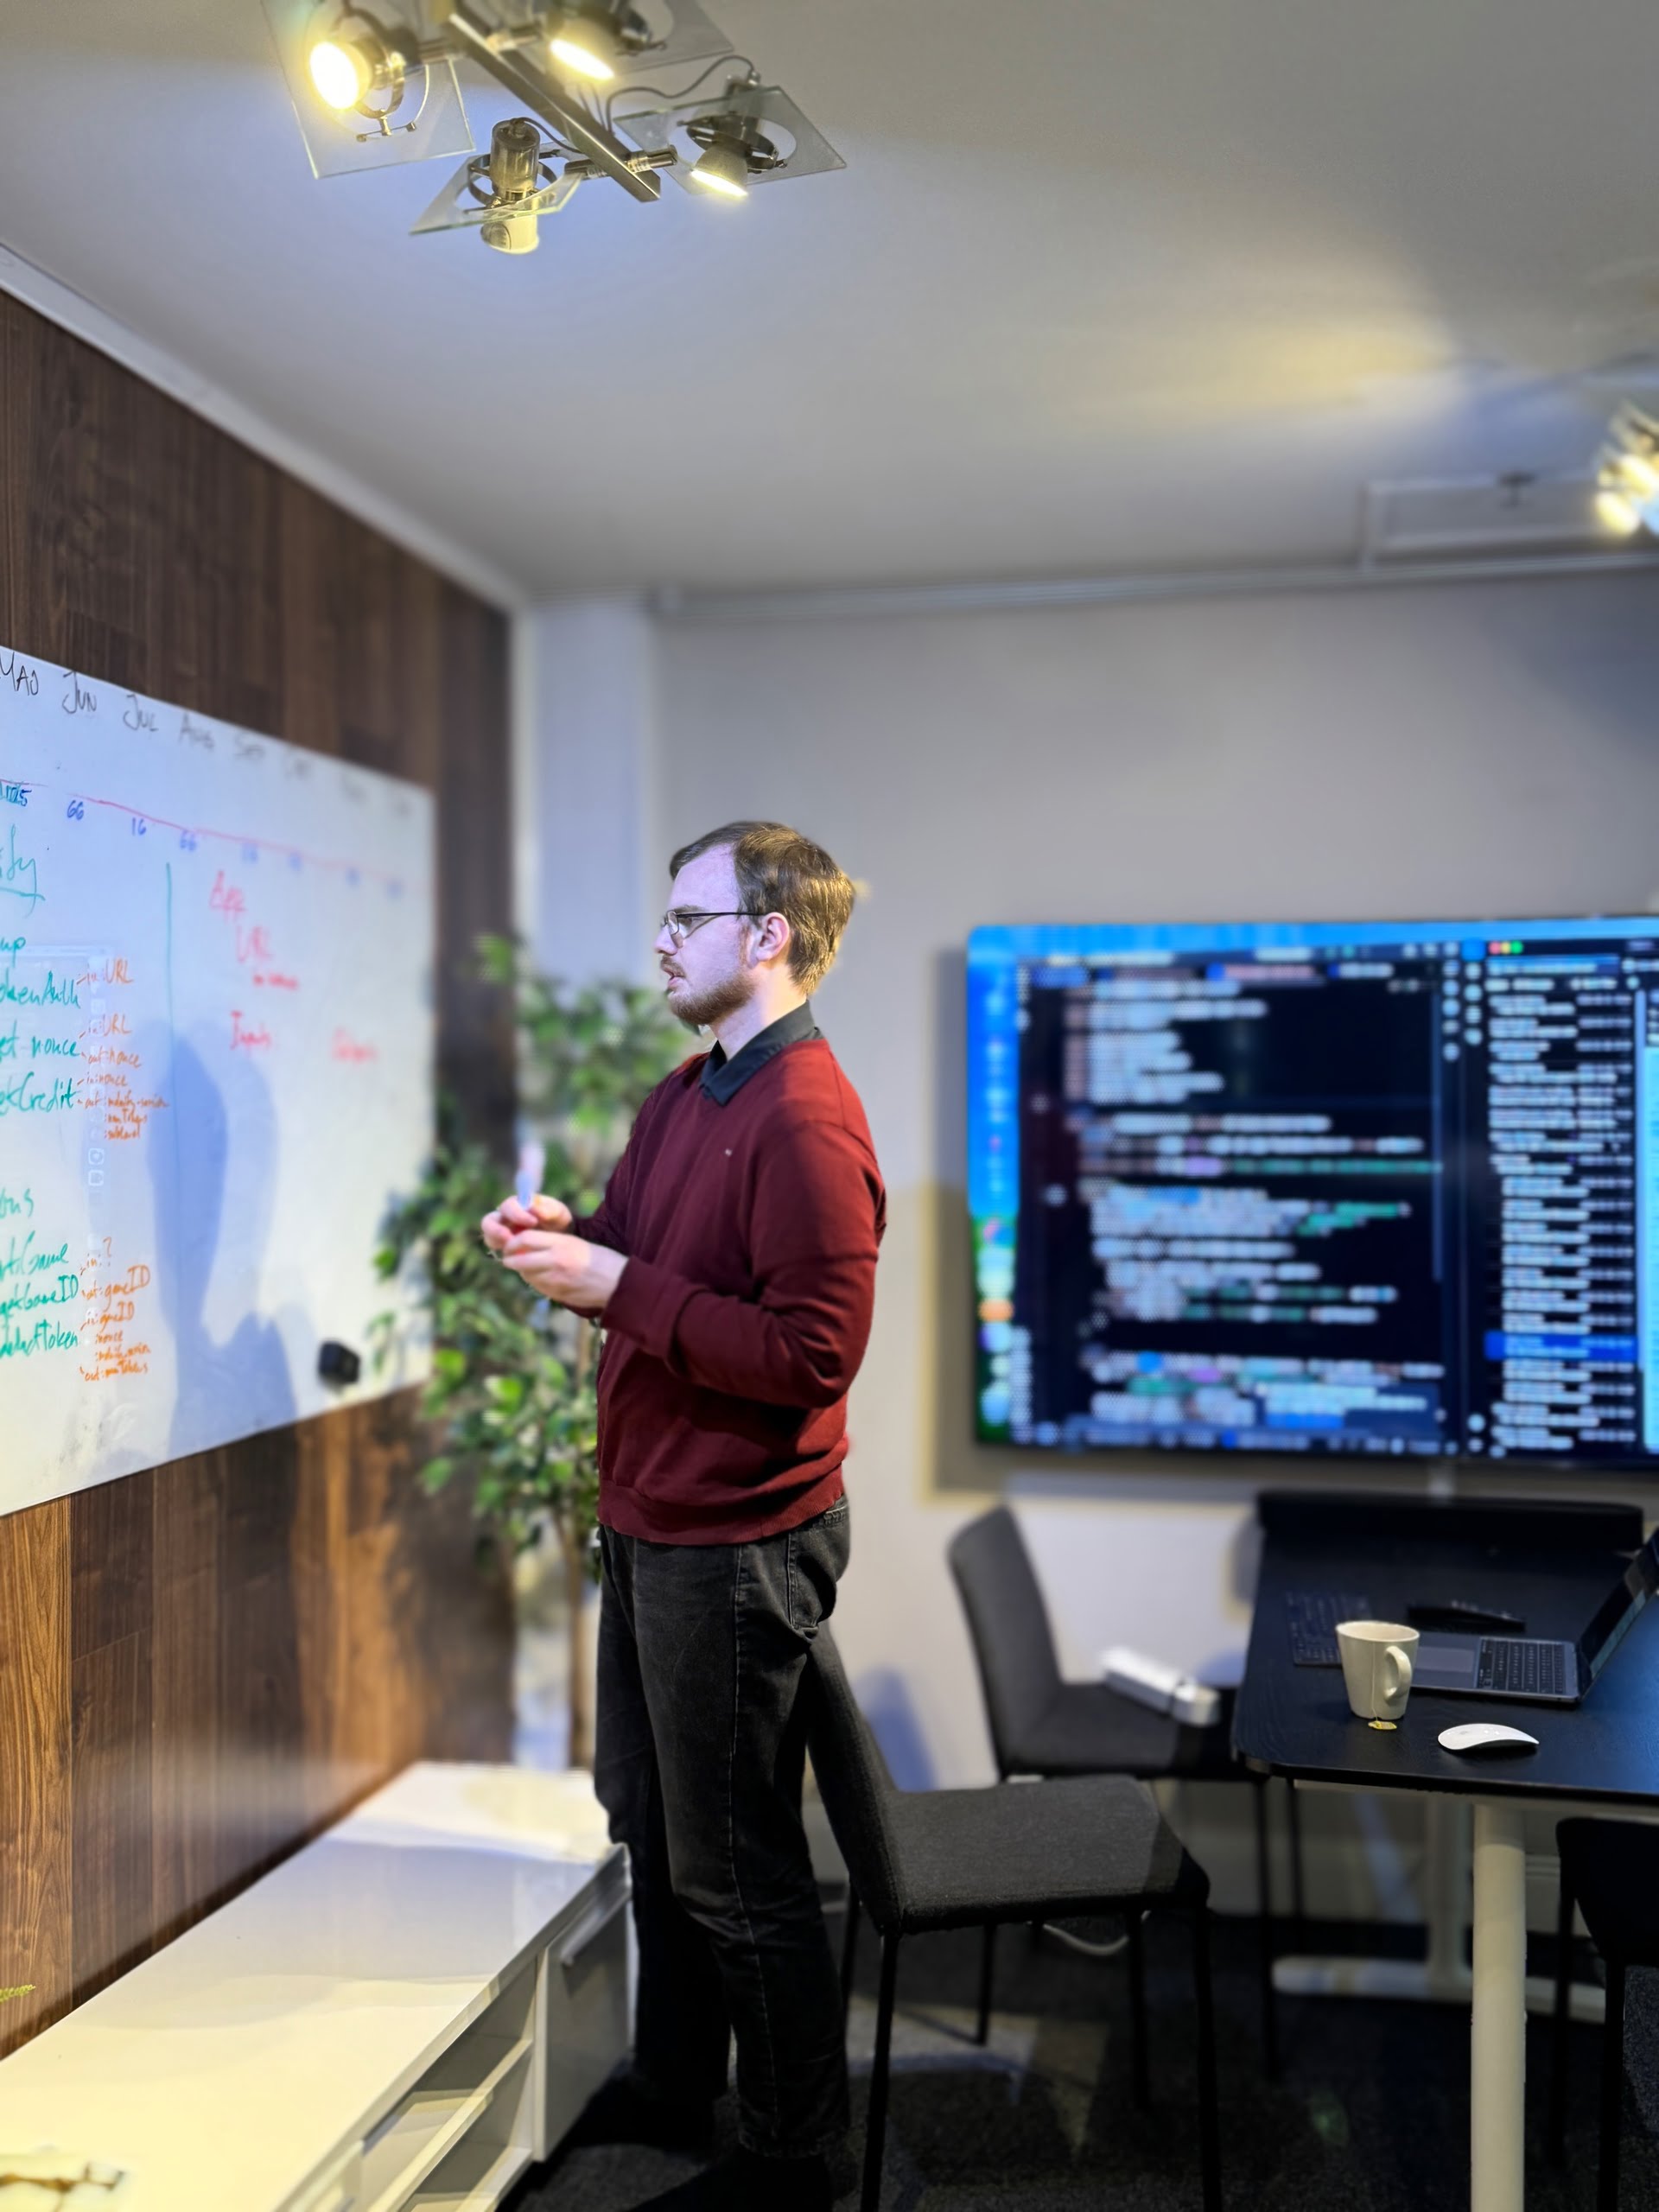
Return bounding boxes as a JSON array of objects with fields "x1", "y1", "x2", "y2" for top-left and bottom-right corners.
[{"x1": 54, "y1": 791, "x2": 416, "y2": 889}]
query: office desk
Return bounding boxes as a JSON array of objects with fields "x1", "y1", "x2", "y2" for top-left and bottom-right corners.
[{"x1": 1234, "y1": 1528, "x2": 1659, "y2": 2212}]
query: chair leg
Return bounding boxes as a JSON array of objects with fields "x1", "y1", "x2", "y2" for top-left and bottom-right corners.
[
  {"x1": 1548, "y1": 1873, "x2": 1574, "y2": 2164},
  {"x1": 1599, "y1": 1956, "x2": 1626, "y2": 2212},
  {"x1": 1127, "y1": 1910, "x2": 1151, "y2": 2111},
  {"x1": 1192, "y1": 1907, "x2": 1224, "y2": 2212},
  {"x1": 1286, "y1": 1777, "x2": 1306, "y2": 1940},
  {"x1": 861, "y1": 1932, "x2": 900, "y2": 2212},
  {"x1": 975, "y1": 1923, "x2": 995, "y2": 2047},
  {"x1": 1251, "y1": 1772, "x2": 1281, "y2": 2080},
  {"x1": 840, "y1": 1886, "x2": 861, "y2": 2030}
]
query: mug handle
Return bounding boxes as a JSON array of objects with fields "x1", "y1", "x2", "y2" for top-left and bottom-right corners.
[{"x1": 1382, "y1": 1643, "x2": 1414, "y2": 1715}]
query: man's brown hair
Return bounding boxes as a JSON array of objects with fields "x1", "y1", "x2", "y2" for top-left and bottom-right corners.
[{"x1": 670, "y1": 821, "x2": 856, "y2": 995}]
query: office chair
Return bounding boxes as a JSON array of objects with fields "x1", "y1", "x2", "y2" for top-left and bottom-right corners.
[
  {"x1": 806, "y1": 1624, "x2": 1222, "y2": 2212},
  {"x1": 947, "y1": 1503, "x2": 1295, "y2": 2070},
  {"x1": 1548, "y1": 1817, "x2": 1659, "y2": 2209}
]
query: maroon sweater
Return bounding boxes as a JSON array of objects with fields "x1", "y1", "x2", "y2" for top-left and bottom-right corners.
[{"x1": 575, "y1": 1033, "x2": 886, "y2": 1543}]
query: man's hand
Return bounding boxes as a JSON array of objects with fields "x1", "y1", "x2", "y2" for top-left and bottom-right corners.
[
  {"x1": 481, "y1": 1192, "x2": 572, "y2": 1254},
  {"x1": 499, "y1": 1228, "x2": 627, "y2": 1314}
]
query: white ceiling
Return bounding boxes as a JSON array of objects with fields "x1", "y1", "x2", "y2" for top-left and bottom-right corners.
[{"x1": 3, "y1": 0, "x2": 1658, "y2": 596}]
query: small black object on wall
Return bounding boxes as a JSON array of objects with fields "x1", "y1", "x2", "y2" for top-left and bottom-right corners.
[{"x1": 318, "y1": 1340, "x2": 363, "y2": 1387}]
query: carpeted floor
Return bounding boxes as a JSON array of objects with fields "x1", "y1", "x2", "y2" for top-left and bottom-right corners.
[{"x1": 508, "y1": 1906, "x2": 1656, "y2": 2209}]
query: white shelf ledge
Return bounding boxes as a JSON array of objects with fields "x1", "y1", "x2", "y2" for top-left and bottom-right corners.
[{"x1": 0, "y1": 1764, "x2": 629, "y2": 2212}]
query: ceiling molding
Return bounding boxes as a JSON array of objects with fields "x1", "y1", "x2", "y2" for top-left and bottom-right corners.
[
  {"x1": 650, "y1": 549, "x2": 1659, "y2": 625},
  {"x1": 0, "y1": 239, "x2": 523, "y2": 612}
]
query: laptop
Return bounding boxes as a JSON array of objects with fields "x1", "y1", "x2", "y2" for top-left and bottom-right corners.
[{"x1": 1409, "y1": 1531, "x2": 1659, "y2": 1707}]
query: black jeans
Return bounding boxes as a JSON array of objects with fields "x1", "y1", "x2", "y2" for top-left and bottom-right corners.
[{"x1": 594, "y1": 1499, "x2": 851, "y2": 2159}]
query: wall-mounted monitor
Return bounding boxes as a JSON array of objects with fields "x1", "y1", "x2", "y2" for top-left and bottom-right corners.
[{"x1": 968, "y1": 916, "x2": 1659, "y2": 1469}]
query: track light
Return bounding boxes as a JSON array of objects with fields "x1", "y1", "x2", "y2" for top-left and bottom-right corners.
[
  {"x1": 480, "y1": 115, "x2": 550, "y2": 251},
  {"x1": 411, "y1": 111, "x2": 674, "y2": 249},
  {"x1": 264, "y1": 0, "x2": 472, "y2": 176},
  {"x1": 683, "y1": 111, "x2": 785, "y2": 197},
  {"x1": 687, "y1": 132, "x2": 749, "y2": 197},
  {"x1": 308, "y1": 36, "x2": 374, "y2": 108},
  {"x1": 1595, "y1": 401, "x2": 1659, "y2": 539},
  {"x1": 415, "y1": 112, "x2": 572, "y2": 251},
  {"x1": 1596, "y1": 488, "x2": 1643, "y2": 537},
  {"x1": 264, "y1": 0, "x2": 841, "y2": 246},
  {"x1": 297, "y1": 9, "x2": 416, "y2": 128},
  {"x1": 617, "y1": 75, "x2": 844, "y2": 197},
  {"x1": 548, "y1": 9, "x2": 618, "y2": 81}
]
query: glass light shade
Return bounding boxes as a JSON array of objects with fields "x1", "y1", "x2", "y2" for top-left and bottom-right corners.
[{"x1": 411, "y1": 151, "x2": 583, "y2": 244}]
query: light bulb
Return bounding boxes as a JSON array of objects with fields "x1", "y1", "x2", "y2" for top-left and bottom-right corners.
[
  {"x1": 308, "y1": 37, "x2": 371, "y2": 109},
  {"x1": 549, "y1": 14, "x2": 616, "y2": 79},
  {"x1": 688, "y1": 139, "x2": 750, "y2": 198},
  {"x1": 1596, "y1": 486, "x2": 1643, "y2": 537}
]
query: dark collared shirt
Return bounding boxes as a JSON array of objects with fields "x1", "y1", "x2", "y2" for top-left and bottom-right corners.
[{"x1": 700, "y1": 1001, "x2": 822, "y2": 1104}]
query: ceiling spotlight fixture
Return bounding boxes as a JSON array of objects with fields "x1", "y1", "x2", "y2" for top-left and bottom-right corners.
[
  {"x1": 1596, "y1": 486, "x2": 1643, "y2": 537},
  {"x1": 262, "y1": 0, "x2": 840, "y2": 245},
  {"x1": 308, "y1": 36, "x2": 373, "y2": 109},
  {"x1": 479, "y1": 114, "x2": 555, "y2": 251},
  {"x1": 548, "y1": 8, "x2": 620, "y2": 81},
  {"x1": 300, "y1": 7, "x2": 422, "y2": 134},
  {"x1": 1595, "y1": 401, "x2": 1659, "y2": 538},
  {"x1": 615, "y1": 71, "x2": 843, "y2": 198},
  {"x1": 264, "y1": 0, "x2": 473, "y2": 175},
  {"x1": 686, "y1": 132, "x2": 748, "y2": 197},
  {"x1": 413, "y1": 110, "x2": 674, "y2": 249},
  {"x1": 684, "y1": 112, "x2": 782, "y2": 197}
]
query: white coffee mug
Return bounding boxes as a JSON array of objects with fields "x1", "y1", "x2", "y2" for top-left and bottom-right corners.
[{"x1": 1336, "y1": 1619, "x2": 1420, "y2": 1725}]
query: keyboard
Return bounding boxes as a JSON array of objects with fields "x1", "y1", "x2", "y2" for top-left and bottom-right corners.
[
  {"x1": 1285, "y1": 1589, "x2": 1374, "y2": 1668},
  {"x1": 1475, "y1": 1638, "x2": 1568, "y2": 1698}
]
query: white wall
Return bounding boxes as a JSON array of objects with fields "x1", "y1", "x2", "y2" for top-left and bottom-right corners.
[
  {"x1": 529, "y1": 571, "x2": 1659, "y2": 1909},
  {"x1": 516, "y1": 599, "x2": 662, "y2": 980}
]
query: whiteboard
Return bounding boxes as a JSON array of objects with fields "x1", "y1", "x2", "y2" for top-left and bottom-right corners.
[{"x1": 0, "y1": 643, "x2": 434, "y2": 1516}]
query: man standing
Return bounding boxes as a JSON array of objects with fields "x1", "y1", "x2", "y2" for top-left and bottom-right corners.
[{"x1": 481, "y1": 822, "x2": 884, "y2": 2211}]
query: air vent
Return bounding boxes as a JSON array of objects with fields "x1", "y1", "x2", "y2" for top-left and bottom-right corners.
[{"x1": 1361, "y1": 474, "x2": 1609, "y2": 564}]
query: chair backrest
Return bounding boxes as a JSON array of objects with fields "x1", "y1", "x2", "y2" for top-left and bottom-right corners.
[
  {"x1": 947, "y1": 1506, "x2": 1064, "y2": 1774},
  {"x1": 1628, "y1": 1972, "x2": 1659, "y2": 2139},
  {"x1": 804, "y1": 1627, "x2": 906, "y2": 1930}
]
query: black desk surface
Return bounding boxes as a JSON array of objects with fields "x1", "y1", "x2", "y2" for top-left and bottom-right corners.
[{"x1": 1234, "y1": 1530, "x2": 1659, "y2": 1805}]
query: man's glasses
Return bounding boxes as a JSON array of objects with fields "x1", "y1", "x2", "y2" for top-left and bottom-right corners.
[{"x1": 660, "y1": 908, "x2": 757, "y2": 946}]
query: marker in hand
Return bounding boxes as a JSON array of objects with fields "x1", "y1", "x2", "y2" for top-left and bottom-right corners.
[
  {"x1": 515, "y1": 1137, "x2": 546, "y2": 1215},
  {"x1": 513, "y1": 1139, "x2": 552, "y2": 1322}
]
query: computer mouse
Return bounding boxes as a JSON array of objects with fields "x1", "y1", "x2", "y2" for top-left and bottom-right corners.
[{"x1": 1438, "y1": 1723, "x2": 1540, "y2": 1755}]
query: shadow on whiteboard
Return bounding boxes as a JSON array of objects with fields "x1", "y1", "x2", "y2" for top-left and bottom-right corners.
[{"x1": 149, "y1": 1033, "x2": 298, "y2": 1457}]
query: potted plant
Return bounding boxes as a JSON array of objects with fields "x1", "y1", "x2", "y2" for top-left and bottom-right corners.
[{"x1": 376, "y1": 936, "x2": 682, "y2": 1768}]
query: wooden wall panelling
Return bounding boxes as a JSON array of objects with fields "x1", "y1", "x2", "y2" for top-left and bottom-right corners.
[
  {"x1": 68, "y1": 1473, "x2": 155, "y2": 2003},
  {"x1": 0, "y1": 1499, "x2": 72, "y2": 2051},
  {"x1": 437, "y1": 577, "x2": 515, "y2": 1146},
  {"x1": 0, "y1": 289, "x2": 516, "y2": 2058},
  {"x1": 149, "y1": 1451, "x2": 223, "y2": 1948}
]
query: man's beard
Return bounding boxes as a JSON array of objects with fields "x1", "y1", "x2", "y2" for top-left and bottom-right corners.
[{"x1": 667, "y1": 969, "x2": 754, "y2": 1032}]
